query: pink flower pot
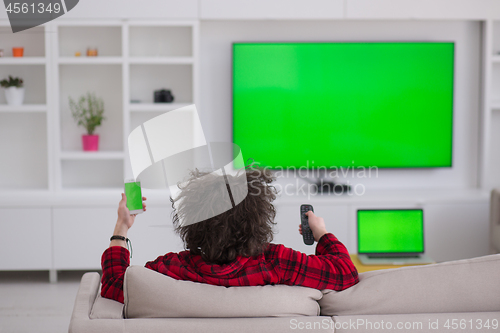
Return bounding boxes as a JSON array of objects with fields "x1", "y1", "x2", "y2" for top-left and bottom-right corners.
[{"x1": 82, "y1": 134, "x2": 99, "y2": 151}]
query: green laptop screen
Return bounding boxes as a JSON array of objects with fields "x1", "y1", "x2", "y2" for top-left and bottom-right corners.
[{"x1": 357, "y1": 209, "x2": 424, "y2": 253}]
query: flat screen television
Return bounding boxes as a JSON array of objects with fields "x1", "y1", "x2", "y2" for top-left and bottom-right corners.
[{"x1": 232, "y1": 42, "x2": 454, "y2": 169}]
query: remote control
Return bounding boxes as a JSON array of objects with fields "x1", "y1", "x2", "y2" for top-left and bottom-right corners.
[{"x1": 300, "y1": 204, "x2": 315, "y2": 245}]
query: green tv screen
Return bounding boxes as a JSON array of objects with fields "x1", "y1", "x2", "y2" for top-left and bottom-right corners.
[
  {"x1": 357, "y1": 209, "x2": 424, "y2": 254},
  {"x1": 233, "y1": 42, "x2": 454, "y2": 168}
]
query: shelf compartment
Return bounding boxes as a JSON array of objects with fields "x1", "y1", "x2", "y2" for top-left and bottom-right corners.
[
  {"x1": 128, "y1": 110, "x2": 198, "y2": 144},
  {"x1": 0, "y1": 113, "x2": 48, "y2": 189},
  {"x1": 491, "y1": 100, "x2": 500, "y2": 110},
  {"x1": 0, "y1": 65, "x2": 46, "y2": 104},
  {"x1": 129, "y1": 26, "x2": 192, "y2": 58},
  {"x1": 493, "y1": 21, "x2": 500, "y2": 56},
  {"x1": 130, "y1": 111, "x2": 165, "y2": 132},
  {"x1": 58, "y1": 26, "x2": 122, "y2": 57},
  {"x1": 486, "y1": 111, "x2": 500, "y2": 187},
  {"x1": 492, "y1": 65, "x2": 500, "y2": 103},
  {"x1": 58, "y1": 57, "x2": 123, "y2": 64},
  {"x1": 0, "y1": 26, "x2": 45, "y2": 57},
  {"x1": 130, "y1": 64, "x2": 193, "y2": 104},
  {"x1": 61, "y1": 160, "x2": 124, "y2": 189},
  {"x1": 59, "y1": 64, "x2": 123, "y2": 152},
  {"x1": 129, "y1": 103, "x2": 190, "y2": 112},
  {"x1": 60, "y1": 151, "x2": 125, "y2": 160},
  {"x1": 0, "y1": 104, "x2": 46, "y2": 112}
]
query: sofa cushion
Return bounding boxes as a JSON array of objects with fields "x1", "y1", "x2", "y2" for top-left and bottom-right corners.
[
  {"x1": 90, "y1": 285, "x2": 124, "y2": 319},
  {"x1": 319, "y1": 253, "x2": 500, "y2": 316},
  {"x1": 123, "y1": 265, "x2": 323, "y2": 318}
]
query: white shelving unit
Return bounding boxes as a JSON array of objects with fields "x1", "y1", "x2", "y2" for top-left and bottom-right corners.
[
  {"x1": 0, "y1": 24, "x2": 52, "y2": 191},
  {"x1": 45, "y1": 19, "x2": 199, "y2": 191},
  {"x1": 0, "y1": 19, "x2": 198, "y2": 278},
  {"x1": 479, "y1": 20, "x2": 500, "y2": 190}
]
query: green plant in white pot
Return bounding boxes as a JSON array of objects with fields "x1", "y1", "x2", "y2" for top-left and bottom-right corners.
[
  {"x1": 69, "y1": 92, "x2": 105, "y2": 151},
  {"x1": 0, "y1": 76, "x2": 24, "y2": 106}
]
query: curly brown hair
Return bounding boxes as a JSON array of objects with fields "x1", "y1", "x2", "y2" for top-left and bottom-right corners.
[{"x1": 171, "y1": 166, "x2": 278, "y2": 264}]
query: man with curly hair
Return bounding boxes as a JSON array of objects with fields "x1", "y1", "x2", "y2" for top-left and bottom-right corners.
[{"x1": 101, "y1": 167, "x2": 359, "y2": 303}]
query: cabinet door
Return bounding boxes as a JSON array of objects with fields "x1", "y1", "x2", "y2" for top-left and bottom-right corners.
[
  {"x1": 273, "y1": 203, "x2": 350, "y2": 255},
  {"x1": 53, "y1": 207, "x2": 115, "y2": 269},
  {"x1": 53, "y1": 206, "x2": 184, "y2": 269},
  {"x1": 424, "y1": 203, "x2": 489, "y2": 262},
  {"x1": 0, "y1": 208, "x2": 52, "y2": 270},
  {"x1": 126, "y1": 207, "x2": 184, "y2": 266}
]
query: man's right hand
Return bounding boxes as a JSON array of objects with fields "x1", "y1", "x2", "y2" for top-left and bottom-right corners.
[{"x1": 298, "y1": 211, "x2": 328, "y2": 242}]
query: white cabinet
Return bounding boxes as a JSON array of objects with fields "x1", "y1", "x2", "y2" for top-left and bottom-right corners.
[
  {"x1": 424, "y1": 203, "x2": 490, "y2": 262},
  {"x1": 53, "y1": 207, "x2": 115, "y2": 269},
  {"x1": 274, "y1": 203, "x2": 350, "y2": 255},
  {"x1": 0, "y1": 208, "x2": 52, "y2": 270},
  {"x1": 275, "y1": 195, "x2": 490, "y2": 262},
  {"x1": 127, "y1": 206, "x2": 184, "y2": 266},
  {"x1": 52, "y1": 205, "x2": 184, "y2": 269}
]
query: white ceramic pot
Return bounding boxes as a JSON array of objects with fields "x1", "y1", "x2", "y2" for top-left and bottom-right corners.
[{"x1": 4, "y1": 86, "x2": 25, "y2": 106}]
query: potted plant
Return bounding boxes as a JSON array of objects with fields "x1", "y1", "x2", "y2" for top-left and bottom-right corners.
[
  {"x1": 69, "y1": 92, "x2": 105, "y2": 151},
  {"x1": 0, "y1": 76, "x2": 24, "y2": 106}
]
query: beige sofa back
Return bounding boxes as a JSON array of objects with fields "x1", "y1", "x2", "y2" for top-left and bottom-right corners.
[
  {"x1": 123, "y1": 266, "x2": 323, "y2": 318},
  {"x1": 320, "y1": 253, "x2": 500, "y2": 316}
]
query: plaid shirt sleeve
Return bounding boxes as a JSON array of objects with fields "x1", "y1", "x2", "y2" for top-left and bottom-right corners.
[
  {"x1": 101, "y1": 246, "x2": 130, "y2": 303},
  {"x1": 271, "y1": 233, "x2": 359, "y2": 290}
]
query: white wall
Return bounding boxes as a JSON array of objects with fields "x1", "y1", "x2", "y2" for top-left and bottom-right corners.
[
  {"x1": 3, "y1": 0, "x2": 499, "y2": 20},
  {"x1": 199, "y1": 20, "x2": 481, "y2": 190}
]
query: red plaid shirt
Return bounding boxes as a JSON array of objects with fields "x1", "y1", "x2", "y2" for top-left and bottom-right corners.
[{"x1": 101, "y1": 233, "x2": 359, "y2": 303}]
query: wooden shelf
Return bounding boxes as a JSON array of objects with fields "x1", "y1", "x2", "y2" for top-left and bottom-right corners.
[
  {"x1": 58, "y1": 57, "x2": 123, "y2": 64},
  {"x1": 129, "y1": 103, "x2": 191, "y2": 112},
  {"x1": 129, "y1": 57, "x2": 194, "y2": 65},
  {"x1": 0, "y1": 104, "x2": 47, "y2": 112},
  {"x1": 60, "y1": 151, "x2": 125, "y2": 160},
  {"x1": 0, "y1": 57, "x2": 47, "y2": 65}
]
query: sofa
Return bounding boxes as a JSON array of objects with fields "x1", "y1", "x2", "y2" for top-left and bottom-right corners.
[{"x1": 69, "y1": 253, "x2": 500, "y2": 333}]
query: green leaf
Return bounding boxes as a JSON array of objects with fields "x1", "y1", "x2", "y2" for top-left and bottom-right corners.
[{"x1": 68, "y1": 92, "x2": 105, "y2": 135}]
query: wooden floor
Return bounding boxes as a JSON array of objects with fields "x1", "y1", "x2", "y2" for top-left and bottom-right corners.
[{"x1": 0, "y1": 271, "x2": 94, "y2": 333}]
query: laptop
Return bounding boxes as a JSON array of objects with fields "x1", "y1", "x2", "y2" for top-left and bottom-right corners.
[{"x1": 357, "y1": 209, "x2": 434, "y2": 265}]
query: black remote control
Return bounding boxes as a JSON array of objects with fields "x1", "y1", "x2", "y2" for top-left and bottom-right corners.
[{"x1": 300, "y1": 204, "x2": 315, "y2": 245}]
